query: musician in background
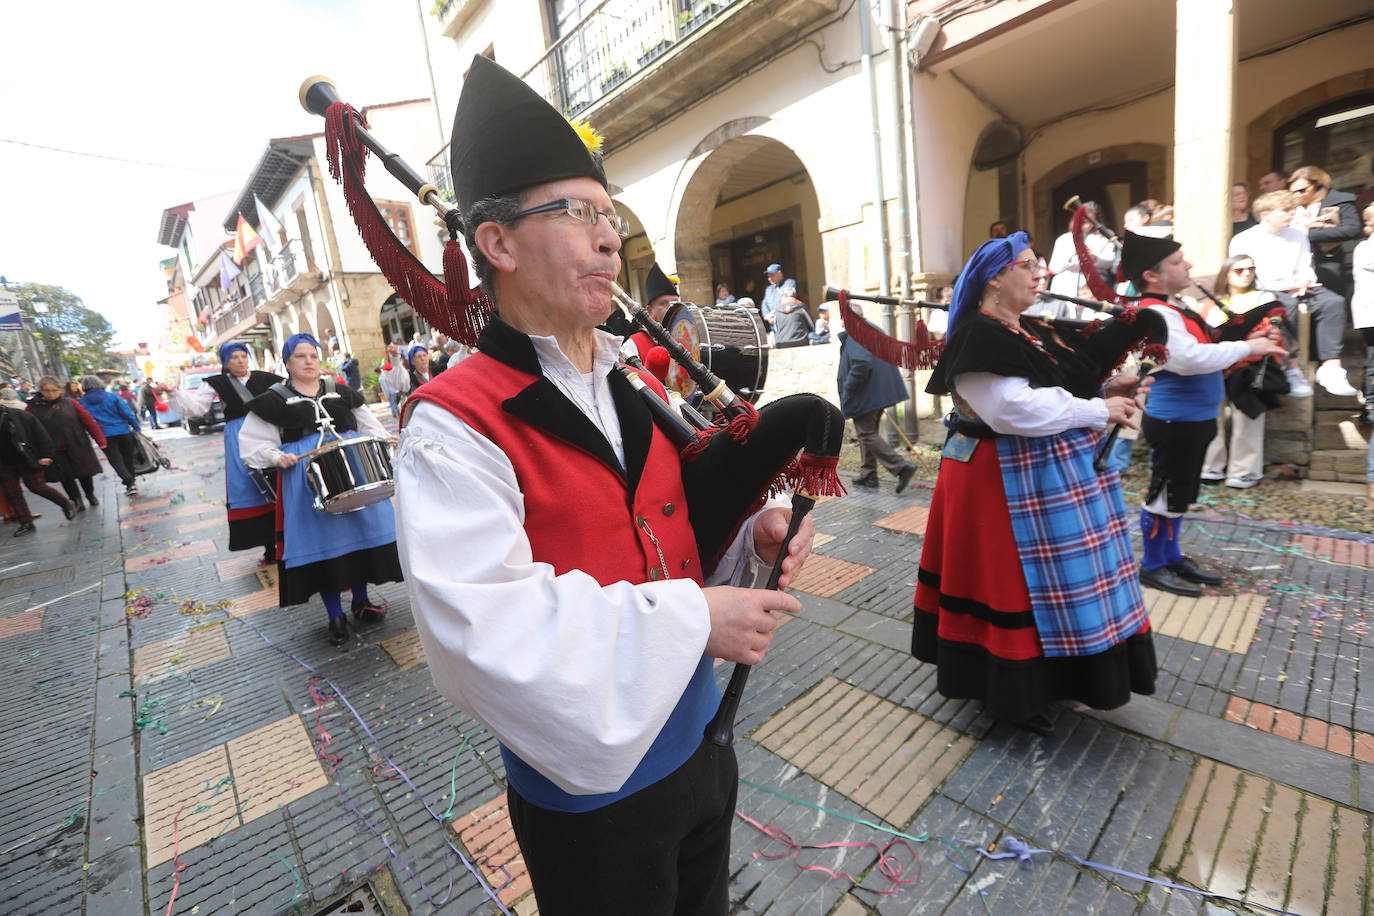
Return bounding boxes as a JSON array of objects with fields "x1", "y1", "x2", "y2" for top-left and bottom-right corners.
[
  {"x1": 406, "y1": 344, "x2": 433, "y2": 390},
  {"x1": 394, "y1": 55, "x2": 811, "y2": 914},
  {"x1": 1048, "y1": 200, "x2": 1119, "y2": 306},
  {"x1": 240, "y1": 333, "x2": 400, "y2": 645},
  {"x1": 624, "y1": 261, "x2": 676, "y2": 360},
  {"x1": 166, "y1": 342, "x2": 281, "y2": 565},
  {"x1": 1129, "y1": 234, "x2": 1286, "y2": 598},
  {"x1": 912, "y1": 231, "x2": 1156, "y2": 736}
]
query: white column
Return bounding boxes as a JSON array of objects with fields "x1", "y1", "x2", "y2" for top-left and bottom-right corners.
[{"x1": 1173, "y1": 0, "x2": 1237, "y2": 279}]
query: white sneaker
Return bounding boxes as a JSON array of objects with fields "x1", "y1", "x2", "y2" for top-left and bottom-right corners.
[
  {"x1": 1315, "y1": 363, "x2": 1359, "y2": 397},
  {"x1": 1224, "y1": 476, "x2": 1260, "y2": 489},
  {"x1": 1283, "y1": 367, "x2": 1313, "y2": 397}
]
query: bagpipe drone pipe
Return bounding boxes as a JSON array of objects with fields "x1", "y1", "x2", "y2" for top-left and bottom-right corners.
[{"x1": 298, "y1": 76, "x2": 845, "y2": 746}]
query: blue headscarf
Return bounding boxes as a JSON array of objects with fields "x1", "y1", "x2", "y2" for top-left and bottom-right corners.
[
  {"x1": 948, "y1": 230, "x2": 1030, "y2": 338},
  {"x1": 218, "y1": 342, "x2": 248, "y2": 367},
  {"x1": 407, "y1": 345, "x2": 429, "y2": 370},
  {"x1": 282, "y1": 332, "x2": 321, "y2": 361}
]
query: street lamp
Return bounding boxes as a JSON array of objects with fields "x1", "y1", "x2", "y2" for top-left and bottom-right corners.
[{"x1": 29, "y1": 297, "x2": 63, "y2": 380}]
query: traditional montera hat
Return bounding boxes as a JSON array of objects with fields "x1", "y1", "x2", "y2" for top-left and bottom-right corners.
[
  {"x1": 644, "y1": 262, "x2": 678, "y2": 303},
  {"x1": 1120, "y1": 231, "x2": 1181, "y2": 284},
  {"x1": 450, "y1": 55, "x2": 607, "y2": 216}
]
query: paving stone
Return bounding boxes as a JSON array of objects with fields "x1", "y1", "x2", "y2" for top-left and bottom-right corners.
[
  {"x1": 84, "y1": 841, "x2": 143, "y2": 916},
  {"x1": 93, "y1": 670, "x2": 134, "y2": 750},
  {"x1": 89, "y1": 742, "x2": 141, "y2": 853}
]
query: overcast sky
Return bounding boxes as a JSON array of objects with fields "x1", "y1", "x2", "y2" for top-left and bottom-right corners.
[{"x1": 0, "y1": 0, "x2": 442, "y2": 347}]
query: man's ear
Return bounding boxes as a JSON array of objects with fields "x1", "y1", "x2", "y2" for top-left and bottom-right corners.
[
  {"x1": 474, "y1": 221, "x2": 517, "y2": 274},
  {"x1": 1141, "y1": 268, "x2": 1160, "y2": 289}
]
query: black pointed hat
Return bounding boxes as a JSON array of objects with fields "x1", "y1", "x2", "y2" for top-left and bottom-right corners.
[
  {"x1": 644, "y1": 262, "x2": 678, "y2": 303},
  {"x1": 450, "y1": 55, "x2": 607, "y2": 217},
  {"x1": 1120, "y1": 231, "x2": 1181, "y2": 284}
]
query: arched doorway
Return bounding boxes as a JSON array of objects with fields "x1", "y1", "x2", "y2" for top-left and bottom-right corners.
[
  {"x1": 673, "y1": 133, "x2": 822, "y2": 311},
  {"x1": 1032, "y1": 143, "x2": 1167, "y2": 251},
  {"x1": 379, "y1": 294, "x2": 417, "y2": 348},
  {"x1": 607, "y1": 198, "x2": 653, "y2": 304},
  {"x1": 963, "y1": 121, "x2": 1024, "y2": 257}
]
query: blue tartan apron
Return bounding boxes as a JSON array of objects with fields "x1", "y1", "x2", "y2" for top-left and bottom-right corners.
[
  {"x1": 995, "y1": 428, "x2": 1147, "y2": 656},
  {"x1": 278, "y1": 431, "x2": 396, "y2": 569}
]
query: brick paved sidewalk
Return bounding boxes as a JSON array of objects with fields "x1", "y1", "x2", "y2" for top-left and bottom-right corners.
[{"x1": 1, "y1": 425, "x2": 1370, "y2": 915}]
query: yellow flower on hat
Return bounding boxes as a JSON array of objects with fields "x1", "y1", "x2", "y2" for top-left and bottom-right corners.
[{"x1": 567, "y1": 118, "x2": 604, "y2": 154}]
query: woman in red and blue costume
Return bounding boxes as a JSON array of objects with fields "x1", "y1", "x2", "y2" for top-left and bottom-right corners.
[
  {"x1": 239, "y1": 333, "x2": 401, "y2": 645},
  {"x1": 167, "y1": 342, "x2": 281, "y2": 564},
  {"x1": 912, "y1": 231, "x2": 1157, "y2": 735}
]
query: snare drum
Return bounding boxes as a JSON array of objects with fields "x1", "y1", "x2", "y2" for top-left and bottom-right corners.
[
  {"x1": 661, "y1": 303, "x2": 770, "y2": 403},
  {"x1": 302, "y1": 436, "x2": 395, "y2": 513}
]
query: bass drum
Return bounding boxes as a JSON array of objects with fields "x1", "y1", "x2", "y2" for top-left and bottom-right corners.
[{"x1": 661, "y1": 303, "x2": 770, "y2": 404}]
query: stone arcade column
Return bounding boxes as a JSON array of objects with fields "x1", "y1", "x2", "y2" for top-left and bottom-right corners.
[{"x1": 1172, "y1": 0, "x2": 1236, "y2": 279}]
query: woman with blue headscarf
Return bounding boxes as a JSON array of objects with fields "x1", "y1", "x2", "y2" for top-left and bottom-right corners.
[
  {"x1": 167, "y1": 342, "x2": 282, "y2": 563},
  {"x1": 911, "y1": 232, "x2": 1157, "y2": 734},
  {"x1": 239, "y1": 333, "x2": 401, "y2": 645},
  {"x1": 407, "y1": 344, "x2": 433, "y2": 391}
]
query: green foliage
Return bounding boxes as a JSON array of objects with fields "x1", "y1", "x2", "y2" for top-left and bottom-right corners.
[{"x1": 5, "y1": 283, "x2": 116, "y2": 379}]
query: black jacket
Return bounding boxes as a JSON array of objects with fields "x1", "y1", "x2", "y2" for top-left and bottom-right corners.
[
  {"x1": 0, "y1": 405, "x2": 56, "y2": 471},
  {"x1": 1306, "y1": 189, "x2": 1361, "y2": 296}
]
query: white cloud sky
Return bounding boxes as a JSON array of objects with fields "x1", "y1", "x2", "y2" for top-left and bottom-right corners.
[{"x1": 0, "y1": 0, "x2": 444, "y2": 347}]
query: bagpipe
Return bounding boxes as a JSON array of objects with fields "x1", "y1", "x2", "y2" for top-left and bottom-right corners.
[
  {"x1": 1191, "y1": 284, "x2": 1290, "y2": 416},
  {"x1": 298, "y1": 76, "x2": 845, "y2": 747}
]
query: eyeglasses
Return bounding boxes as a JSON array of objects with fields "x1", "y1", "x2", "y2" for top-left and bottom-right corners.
[
  {"x1": 507, "y1": 197, "x2": 630, "y2": 237},
  {"x1": 1230, "y1": 266, "x2": 1255, "y2": 274},
  {"x1": 1006, "y1": 257, "x2": 1038, "y2": 272}
]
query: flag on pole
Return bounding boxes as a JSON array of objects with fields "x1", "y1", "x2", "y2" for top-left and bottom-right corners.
[
  {"x1": 233, "y1": 214, "x2": 261, "y2": 264},
  {"x1": 254, "y1": 195, "x2": 285, "y2": 257},
  {"x1": 219, "y1": 250, "x2": 241, "y2": 289}
]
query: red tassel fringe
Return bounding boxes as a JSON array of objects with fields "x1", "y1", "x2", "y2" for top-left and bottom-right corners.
[
  {"x1": 680, "y1": 399, "x2": 760, "y2": 462},
  {"x1": 775, "y1": 453, "x2": 846, "y2": 499},
  {"x1": 835, "y1": 290, "x2": 944, "y2": 371},
  {"x1": 1070, "y1": 207, "x2": 1121, "y2": 306},
  {"x1": 323, "y1": 101, "x2": 493, "y2": 348}
]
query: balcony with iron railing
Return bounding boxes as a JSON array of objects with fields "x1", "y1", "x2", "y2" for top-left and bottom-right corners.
[
  {"x1": 520, "y1": 0, "x2": 843, "y2": 147},
  {"x1": 261, "y1": 239, "x2": 321, "y2": 309}
]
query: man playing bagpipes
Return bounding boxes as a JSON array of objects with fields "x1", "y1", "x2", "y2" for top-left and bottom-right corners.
[
  {"x1": 388, "y1": 57, "x2": 817, "y2": 913},
  {"x1": 1126, "y1": 233, "x2": 1288, "y2": 597}
]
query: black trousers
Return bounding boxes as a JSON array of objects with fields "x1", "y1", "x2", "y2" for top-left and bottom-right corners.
[
  {"x1": 50, "y1": 452, "x2": 96, "y2": 502},
  {"x1": 1361, "y1": 327, "x2": 1374, "y2": 399},
  {"x1": 507, "y1": 737, "x2": 737, "y2": 915},
  {"x1": 102, "y1": 433, "x2": 137, "y2": 487},
  {"x1": 1274, "y1": 288, "x2": 1348, "y2": 362},
  {"x1": 1142, "y1": 415, "x2": 1216, "y2": 514}
]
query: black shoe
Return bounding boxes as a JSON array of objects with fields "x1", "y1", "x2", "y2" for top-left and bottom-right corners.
[
  {"x1": 73, "y1": 498, "x2": 86, "y2": 513},
  {"x1": 86, "y1": 495, "x2": 99, "y2": 507},
  {"x1": 1170, "y1": 557, "x2": 1223, "y2": 586},
  {"x1": 1139, "y1": 565, "x2": 1202, "y2": 597},
  {"x1": 13, "y1": 522, "x2": 36, "y2": 537},
  {"x1": 327, "y1": 616, "x2": 351, "y2": 646},
  {"x1": 851, "y1": 475, "x2": 878, "y2": 490},
  {"x1": 1017, "y1": 713, "x2": 1055, "y2": 738},
  {"x1": 124, "y1": 485, "x2": 137, "y2": 496},
  {"x1": 352, "y1": 600, "x2": 387, "y2": 624},
  {"x1": 1360, "y1": 405, "x2": 1374, "y2": 428},
  {"x1": 62, "y1": 500, "x2": 77, "y2": 521},
  {"x1": 895, "y1": 464, "x2": 916, "y2": 494}
]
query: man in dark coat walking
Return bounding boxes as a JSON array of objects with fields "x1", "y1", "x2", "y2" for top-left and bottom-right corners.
[{"x1": 837, "y1": 305, "x2": 915, "y2": 492}]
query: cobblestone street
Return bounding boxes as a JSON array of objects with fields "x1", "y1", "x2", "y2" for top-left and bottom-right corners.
[{"x1": 1, "y1": 420, "x2": 1371, "y2": 915}]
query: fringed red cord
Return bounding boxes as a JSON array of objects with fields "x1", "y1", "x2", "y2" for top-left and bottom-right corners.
[
  {"x1": 1070, "y1": 207, "x2": 1121, "y2": 305},
  {"x1": 780, "y1": 453, "x2": 845, "y2": 499},
  {"x1": 834, "y1": 290, "x2": 944, "y2": 371},
  {"x1": 323, "y1": 101, "x2": 493, "y2": 347}
]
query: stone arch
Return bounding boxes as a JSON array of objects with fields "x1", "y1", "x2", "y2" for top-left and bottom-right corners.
[
  {"x1": 670, "y1": 131, "x2": 821, "y2": 309},
  {"x1": 1244, "y1": 67, "x2": 1374, "y2": 183},
  {"x1": 1031, "y1": 143, "x2": 1168, "y2": 251}
]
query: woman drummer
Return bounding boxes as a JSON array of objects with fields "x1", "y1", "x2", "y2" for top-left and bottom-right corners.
[
  {"x1": 912, "y1": 231, "x2": 1157, "y2": 735},
  {"x1": 239, "y1": 333, "x2": 402, "y2": 645},
  {"x1": 167, "y1": 342, "x2": 282, "y2": 564}
]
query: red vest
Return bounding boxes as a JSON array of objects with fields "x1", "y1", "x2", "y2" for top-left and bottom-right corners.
[{"x1": 406, "y1": 352, "x2": 703, "y2": 587}]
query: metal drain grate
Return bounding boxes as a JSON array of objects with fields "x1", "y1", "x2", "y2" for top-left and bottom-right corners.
[
  {"x1": 0, "y1": 565, "x2": 76, "y2": 592},
  {"x1": 313, "y1": 881, "x2": 391, "y2": 916}
]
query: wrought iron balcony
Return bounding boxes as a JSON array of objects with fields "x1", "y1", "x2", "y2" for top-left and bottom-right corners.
[{"x1": 520, "y1": 0, "x2": 841, "y2": 147}]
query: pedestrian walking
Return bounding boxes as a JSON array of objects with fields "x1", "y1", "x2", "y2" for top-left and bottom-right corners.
[
  {"x1": 1, "y1": 387, "x2": 76, "y2": 535},
  {"x1": 26, "y1": 375, "x2": 105, "y2": 510},
  {"x1": 837, "y1": 305, "x2": 914, "y2": 492},
  {"x1": 78, "y1": 375, "x2": 141, "y2": 496}
]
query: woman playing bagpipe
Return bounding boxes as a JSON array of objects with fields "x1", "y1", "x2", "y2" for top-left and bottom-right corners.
[
  {"x1": 842, "y1": 231, "x2": 1167, "y2": 734},
  {"x1": 239, "y1": 333, "x2": 401, "y2": 645},
  {"x1": 166, "y1": 342, "x2": 282, "y2": 564}
]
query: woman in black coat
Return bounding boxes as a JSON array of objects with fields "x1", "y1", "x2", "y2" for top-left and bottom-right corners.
[
  {"x1": 27, "y1": 376, "x2": 107, "y2": 510},
  {"x1": 1, "y1": 387, "x2": 76, "y2": 535}
]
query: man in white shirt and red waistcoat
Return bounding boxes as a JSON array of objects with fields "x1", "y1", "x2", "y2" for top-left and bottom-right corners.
[
  {"x1": 393, "y1": 56, "x2": 813, "y2": 914},
  {"x1": 1126, "y1": 233, "x2": 1287, "y2": 597}
]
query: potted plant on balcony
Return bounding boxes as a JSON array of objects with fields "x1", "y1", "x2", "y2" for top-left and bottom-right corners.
[
  {"x1": 637, "y1": 37, "x2": 672, "y2": 68},
  {"x1": 678, "y1": 1, "x2": 721, "y2": 36},
  {"x1": 599, "y1": 60, "x2": 630, "y2": 93}
]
